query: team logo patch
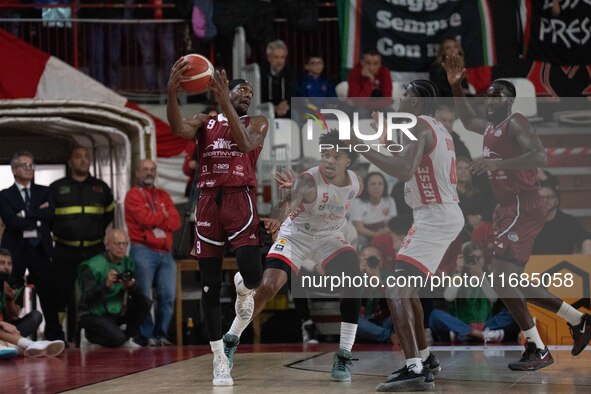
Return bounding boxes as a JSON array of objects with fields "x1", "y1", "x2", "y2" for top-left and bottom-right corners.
[
  {"x1": 408, "y1": 227, "x2": 417, "y2": 236},
  {"x1": 92, "y1": 185, "x2": 104, "y2": 193},
  {"x1": 494, "y1": 128, "x2": 502, "y2": 137},
  {"x1": 277, "y1": 238, "x2": 287, "y2": 245},
  {"x1": 507, "y1": 232, "x2": 519, "y2": 242},
  {"x1": 348, "y1": 191, "x2": 355, "y2": 199},
  {"x1": 58, "y1": 186, "x2": 71, "y2": 194},
  {"x1": 274, "y1": 244, "x2": 284, "y2": 252},
  {"x1": 304, "y1": 223, "x2": 311, "y2": 231}
]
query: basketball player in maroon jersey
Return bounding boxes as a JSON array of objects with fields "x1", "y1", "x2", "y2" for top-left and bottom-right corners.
[
  {"x1": 167, "y1": 60, "x2": 269, "y2": 386},
  {"x1": 444, "y1": 53, "x2": 591, "y2": 371}
]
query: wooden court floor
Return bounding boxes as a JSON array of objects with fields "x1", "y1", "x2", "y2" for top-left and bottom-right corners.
[{"x1": 2, "y1": 343, "x2": 590, "y2": 393}]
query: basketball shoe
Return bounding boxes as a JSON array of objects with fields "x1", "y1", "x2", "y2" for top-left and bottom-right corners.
[
  {"x1": 377, "y1": 365, "x2": 435, "y2": 392},
  {"x1": 212, "y1": 354, "x2": 233, "y2": 386},
  {"x1": 569, "y1": 313, "x2": 591, "y2": 356},
  {"x1": 508, "y1": 342, "x2": 554, "y2": 371},
  {"x1": 331, "y1": 348, "x2": 357, "y2": 381},
  {"x1": 223, "y1": 333, "x2": 240, "y2": 369}
]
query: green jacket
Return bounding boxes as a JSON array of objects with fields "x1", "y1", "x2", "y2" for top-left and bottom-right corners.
[{"x1": 77, "y1": 253, "x2": 135, "y2": 317}]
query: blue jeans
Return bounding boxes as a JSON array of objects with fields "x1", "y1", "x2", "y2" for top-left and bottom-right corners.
[
  {"x1": 130, "y1": 243, "x2": 177, "y2": 339},
  {"x1": 357, "y1": 316, "x2": 394, "y2": 343},
  {"x1": 429, "y1": 308, "x2": 516, "y2": 341}
]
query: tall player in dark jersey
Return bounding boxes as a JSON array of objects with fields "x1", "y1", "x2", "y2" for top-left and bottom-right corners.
[
  {"x1": 444, "y1": 53, "x2": 591, "y2": 371},
  {"x1": 167, "y1": 59, "x2": 269, "y2": 386}
]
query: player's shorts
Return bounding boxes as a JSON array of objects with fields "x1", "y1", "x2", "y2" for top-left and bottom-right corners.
[
  {"x1": 266, "y1": 227, "x2": 354, "y2": 274},
  {"x1": 192, "y1": 186, "x2": 259, "y2": 258},
  {"x1": 492, "y1": 191, "x2": 546, "y2": 264},
  {"x1": 396, "y1": 203, "x2": 464, "y2": 275}
]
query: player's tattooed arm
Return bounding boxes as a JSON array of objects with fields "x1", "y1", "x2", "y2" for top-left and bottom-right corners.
[{"x1": 469, "y1": 115, "x2": 547, "y2": 175}]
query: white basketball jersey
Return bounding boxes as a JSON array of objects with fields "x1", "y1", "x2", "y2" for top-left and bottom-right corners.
[
  {"x1": 404, "y1": 115, "x2": 459, "y2": 210},
  {"x1": 287, "y1": 166, "x2": 361, "y2": 236}
]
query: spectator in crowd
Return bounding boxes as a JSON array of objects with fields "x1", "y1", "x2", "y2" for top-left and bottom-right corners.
[
  {"x1": 455, "y1": 157, "x2": 495, "y2": 238},
  {"x1": 357, "y1": 245, "x2": 394, "y2": 343},
  {"x1": 125, "y1": 159, "x2": 181, "y2": 346},
  {"x1": 260, "y1": 39, "x2": 297, "y2": 118},
  {"x1": 134, "y1": 0, "x2": 178, "y2": 93},
  {"x1": 347, "y1": 48, "x2": 392, "y2": 99},
  {"x1": 434, "y1": 105, "x2": 472, "y2": 160},
  {"x1": 0, "y1": 151, "x2": 63, "y2": 341},
  {"x1": 533, "y1": 185, "x2": 591, "y2": 255},
  {"x1": 78, "y1": 229, "x2": 151, "y2": 348},
  {"x1": 429, "y1": 38, "x2": 470, "y2": 97},
  {"x1": 79, "y1": 0, "x2": 124, "y2": 89},
  {"x1": 350, "y1": 172, "x2": 397, "y2": 247},
  {"x1": 537, "y1": 168, "x2": 559, "y2": 190},
  {"x1": 50, "y1": 146, "x2": 115, "y2": 342},
  {"x1": 0, "y1": 320, "x2": 65, "y2": 359},
  {"x1": 429, "y1": 243, "x2": 518, "y2": 343},
  {"x1": 0, "y1": 248, "x2": 42, "y2": 339},
  {"x1": 298, "y1": 52, "x2": 336, "y2": 107}
]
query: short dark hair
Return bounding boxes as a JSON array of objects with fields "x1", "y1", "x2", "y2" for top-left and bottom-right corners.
[
  {"x1": 318, "y1": 128, "x2": 359, "y2": 164},
  {"x1": 362, "y1": 47, "x2": 380, "y2": 57},
  {"x1": 492, "y1": 79, "x2": 516, "y2": 98},
  {"x1": 11, "y1": 151, "x2": 34, "y2": 168},
  {"x1": 359, "y1": 172, "x2": 389, "y2": 202},
  {"x1": 0, "y1": 248, "x2": 12, "y2": 258}
]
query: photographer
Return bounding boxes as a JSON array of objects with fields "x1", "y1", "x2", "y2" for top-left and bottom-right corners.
[
  {"x1": 429, "y1": 243, "x2": 518, "y2": 343},
  {"x1": 357, "y1": 245, "x2": 394, "y2": 343},
  {"x1": 77, "y1": 229, "x2": 151, "y2": 348}
]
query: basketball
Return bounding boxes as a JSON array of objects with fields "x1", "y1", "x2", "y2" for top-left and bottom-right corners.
[{"x1": 180, "y1": 54, "x2": 214, "y2": 94}]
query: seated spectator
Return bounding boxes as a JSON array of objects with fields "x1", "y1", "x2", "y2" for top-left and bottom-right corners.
[
  {"x1": 434, "y1": 105, "x2": 472, "y2": 160},
  {"x1": 350, "y1": 172, "x2": 397, "y2": 247},
  {"x1": 298, "y1": 52, "x2": 336, "y2": 107},
  {"x1": 429, "y1": 38, "x2": 470, "y2": 97},
  {"x1": 0, "y1": 321, "x2": 65, "y2": 359},
  {"x1": 347, "y1": 47, "x2": 392, "y2": 115},
  {"x1": 0, "y1": 248, "x2": 42, "y2": 340},
  {"x1": 429, "y1": 244, "x2": 518, "y2": 343},
  {"x1": 77, "y1": 229, "x2": 152, "y2": 348},
  {"x1": 533, "y1": 185, "x2": 591, "y2": 255},
  {"x1": 357, "y1": 245, "x2": 394, "y2": 343},
  {"x1": 260, "y1": 39, "x2": 297, "y2": 118}
]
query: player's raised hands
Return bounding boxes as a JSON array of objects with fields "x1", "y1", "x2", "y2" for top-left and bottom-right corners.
[
  {"x1": 210, "y1": 69, "x2": 231, "y2": 106},
  {"x1": 274, "y1": 168, "x2": 296, "y2": 189},
  {"x1": 442, "y1": 52, "x2": 466, "y2": 88},
  {"x1": 168, "y1": 56, "x2": 190, "y2": 92}
]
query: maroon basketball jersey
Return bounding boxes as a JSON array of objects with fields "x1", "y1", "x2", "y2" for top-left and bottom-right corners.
[
  {"x1": 483, "y1": 113, "x2": 538, "y2": 201},
  {"x1": 196, "y1": 114, "x2": 262, "y2": 189}
]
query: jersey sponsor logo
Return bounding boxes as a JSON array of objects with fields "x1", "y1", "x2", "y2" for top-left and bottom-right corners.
[
  {"x1": 277, "y1": 238, "x2": 287, "y2": 245},
  {"x1": 249, "y1": 234, "x2": 257, "y2": 240},
  {"x1": 213, "y1": 163, "x2": 230, "y2": 173},
  {"x1": 507, "y1": 232, "x2": 519, "y2": 242},
  {"x1": 274, "y1": 244, "x2": 284, "y2": 251},
  {"x1": 201, "y1": 165, "x2": 208, "y2": 173},
  {"x1": 207, "y1": 138, "x2": 238, "y2": 151},
  {"x1": 445, "y1": 138, "x2": 455, "y2": 151},
  {"x1": 197, "y1": 221, "x2": 212, "y2": 227},
  {"x1": 348, "y1": 191, "x2": 355, "y2": 199},
  {"x1": 205, "y1": 180, "x2": 216, "y2": 187},
  {"x1": 235, "y1": 165, "x2": 244, "y2": 172},
  {"x1": 483, "y1": 146, "x2": 500, "y2": 159},
  {"x1": 416, "y1": 166, "x2": 438, "y2": 203},
  {"x1": 58, "y1": 186, "x2": 71, "y2": 194}
]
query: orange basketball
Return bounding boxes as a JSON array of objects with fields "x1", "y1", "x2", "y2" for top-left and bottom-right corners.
[{"x1": 180, "y1": 54, "x2": 214, "y2": 94}]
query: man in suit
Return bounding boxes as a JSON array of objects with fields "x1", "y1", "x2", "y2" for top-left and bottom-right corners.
[{"x1": 0, "y1": 151, "x2": 64, "y2": 341}]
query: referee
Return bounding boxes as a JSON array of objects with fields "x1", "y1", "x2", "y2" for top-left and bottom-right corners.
[{"x1": 50, "y1": 146, "x2": 115, "y2": 343}]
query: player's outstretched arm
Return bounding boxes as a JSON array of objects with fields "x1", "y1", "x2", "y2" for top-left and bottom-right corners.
[
  {"x1": 353, "y1": 122, "x2": 431, "y2": 182},
  {"x1": 469, "y1": 115, "x2": 547, "y2": 175},
  {"x1": 167, "y1": 57, "x2": 208, "y2": 139},
  {"x1": 210, "y1": 69, "x2": 269, "y2": 152},
  {"x1": 443, "y1": 53, "x2": 489, "y2": 134}
]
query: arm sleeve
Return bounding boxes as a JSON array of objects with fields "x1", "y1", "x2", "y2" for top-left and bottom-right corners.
[
  {"x1": 81, "y1": 267, "x2": 108, "y2": 306},
  {"x1": 160, "y1": 191, "x2": 182, "y2": 232}
]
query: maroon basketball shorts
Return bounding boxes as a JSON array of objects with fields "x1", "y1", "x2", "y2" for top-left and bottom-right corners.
[
  {"x1": 192, "y1": 186, "x2": 259, "y2": 258},
  {"x1": 492, "y1": 191, "x2": 547, "y2": 264}
]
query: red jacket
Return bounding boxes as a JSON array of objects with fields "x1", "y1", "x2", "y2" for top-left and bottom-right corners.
[
  {"x1": 124, "y1": 186, "x2": 181, "y2": 252},
  {"x1": 347, "y1": 63, "x2": 393, "y2": 98}
]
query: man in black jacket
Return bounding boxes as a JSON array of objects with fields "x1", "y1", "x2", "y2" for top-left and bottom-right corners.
[
  {"x1": 260, "y1": 39, "x2": 298, "y2": 118},
  {"x1": 0, "y1": 151, "x2": 63, "y2": 341}
]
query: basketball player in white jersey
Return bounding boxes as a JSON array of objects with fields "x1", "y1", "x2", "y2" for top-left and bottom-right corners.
[
  {"x1": 223, "y1": 129, "x2": 366, "y2": 382},
  {"x1": 355, "y1": 80, "x2": 464, "y2": 391}
]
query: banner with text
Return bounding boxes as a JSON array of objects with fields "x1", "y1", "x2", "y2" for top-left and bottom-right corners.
[
  {"x1": 338, "y1": 0, "x2": 496, "y2": 72},
  {"x1": 519, "y1": 0, "x2": 591, "y2": 65}
]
